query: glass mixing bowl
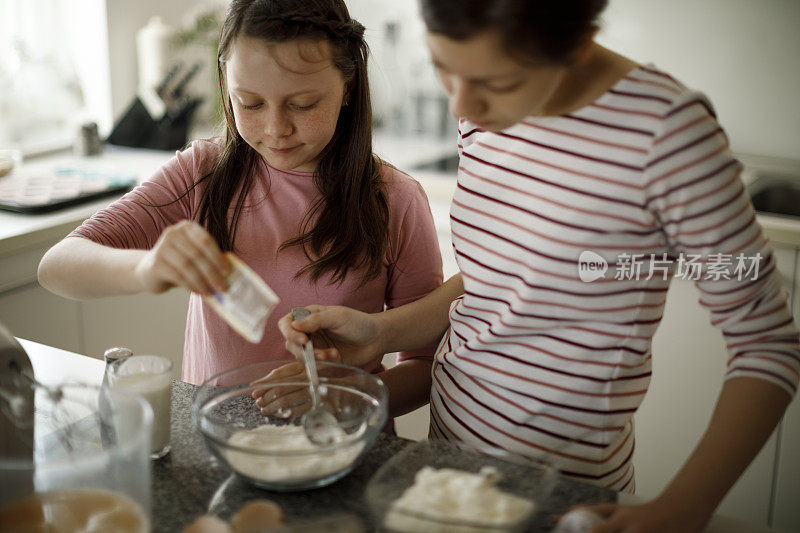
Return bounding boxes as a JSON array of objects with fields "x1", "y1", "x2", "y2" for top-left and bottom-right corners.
[
  {"x1": 365, "y1": 439, "x2": 558, "y2": 533},
  {"x1": 192, "y1": 360, "x2": 388, "y2": 491}
]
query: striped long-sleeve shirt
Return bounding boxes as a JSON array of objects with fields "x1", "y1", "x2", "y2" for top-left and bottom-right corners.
[{"x1": 430, "y1": 64, "x2": 800, "y2": 492}]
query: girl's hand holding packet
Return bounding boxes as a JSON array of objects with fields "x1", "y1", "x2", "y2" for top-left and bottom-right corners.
[{"x1": 203, "y1": 253, "x2": 279, "y2": 343}]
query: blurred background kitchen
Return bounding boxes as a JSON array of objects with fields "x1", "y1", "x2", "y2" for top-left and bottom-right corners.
[{"x1": 1, "y1": 1, "x2": 799, "y2": 530}]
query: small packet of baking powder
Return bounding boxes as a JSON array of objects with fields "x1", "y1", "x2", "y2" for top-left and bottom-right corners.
[{"x1": 203, "y1": 253, "x2": 280, "y2": 343}]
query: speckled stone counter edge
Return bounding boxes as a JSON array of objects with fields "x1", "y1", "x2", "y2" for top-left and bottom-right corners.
[{"x1": 152, "y1": 381, "x2": 616, "y2": 532}]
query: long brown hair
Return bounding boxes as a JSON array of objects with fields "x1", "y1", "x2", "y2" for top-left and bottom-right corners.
[{"x1": 205, "y1": 0, "x2": 388, "y2": 285}]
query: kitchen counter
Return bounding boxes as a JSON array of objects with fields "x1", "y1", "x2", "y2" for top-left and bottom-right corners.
[
  {"x1": 20, "y1": 338, "x2": 785, "y2": 532},
  {"x1": 751, "y1": 213, "x2": 800, "y2": 249},
  {"x1": 20, "y1": 338, "x2": 616, "y2": 531},
  {"x1": 4, "y1": 143, "x2": 799, "y2": 262},
  {"x1": 156, "y1": 380, "x2": 614, "y2": 532},
  {"x1": 0, "y1": 134, "x2": 457, "y2": 257},
  {"x1": 738, "y1": 153, "x2": 800, "y2": 248},
  {"x1": 0, "y1": 146, "x2": 173, "y2": 256}
]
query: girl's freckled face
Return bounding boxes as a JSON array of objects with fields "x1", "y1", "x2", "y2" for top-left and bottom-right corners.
[{"x1": 226, "y1": 36, "x2": 347, "y2": 173}]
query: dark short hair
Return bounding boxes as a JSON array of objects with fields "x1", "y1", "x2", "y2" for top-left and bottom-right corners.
[{"x1": 420, "y1": 0, "x2": 608, "y2": 65}]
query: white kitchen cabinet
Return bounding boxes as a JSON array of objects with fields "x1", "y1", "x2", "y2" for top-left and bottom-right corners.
[
  {"x1": 771, "y1": 247, "x2": 800, "y2": 530},
  {"x1": 80, "y1": 290, "x2": 189, "y2": 374},
  {"x1": 0, "y1": 235, "x2": 188, "y2": 377},
  {"x1": 0, "y1": 240, "x2": 83, "y2": 354},
  {"x1": 634, "y1": 246, "x2": 796, "y2": 526},
  {"x1": 0, "y1": 282, "x2": 83, "y2": 354}
]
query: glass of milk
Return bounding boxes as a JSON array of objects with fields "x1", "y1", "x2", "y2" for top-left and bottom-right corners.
[{"x1": 108, "y1": 355, "x2": 173, "y2": 459}]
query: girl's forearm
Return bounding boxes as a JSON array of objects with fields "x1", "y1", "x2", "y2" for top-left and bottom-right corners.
[
  {"x1": 377, "y1": 358, "x2": 433, "y2": 419},
  {"x1": 376, "y1": 273, "x2": 463, "y2": 354},
  {"x1": 38, "y1": 237, "x2": 148, "y2": 299},
  {"x1": 656, "y1": 377, "x2": 791, "y2": 524}
]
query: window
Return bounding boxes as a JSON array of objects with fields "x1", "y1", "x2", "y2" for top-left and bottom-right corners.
[{"x1": 0, "y1": 0, "x2": 108, "y2": 156}]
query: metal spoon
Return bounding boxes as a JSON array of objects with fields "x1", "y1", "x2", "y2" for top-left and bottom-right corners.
[{"x1": 291, "y1": 307, "x2": 340, "y2": 446}]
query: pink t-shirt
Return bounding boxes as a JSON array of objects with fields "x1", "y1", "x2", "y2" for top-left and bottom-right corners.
[{"x1": 70, "y1": 139, "x2": 443, "y2": 384}]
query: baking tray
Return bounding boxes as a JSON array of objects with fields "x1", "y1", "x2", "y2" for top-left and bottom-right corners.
[{"x1": 0, "y1": 167, "x2": 137, "y2": 214}]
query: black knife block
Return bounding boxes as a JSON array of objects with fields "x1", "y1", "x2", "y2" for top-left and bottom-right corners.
[{"x1": 107, "y1": 96, "x2": 202, "y2": 151}]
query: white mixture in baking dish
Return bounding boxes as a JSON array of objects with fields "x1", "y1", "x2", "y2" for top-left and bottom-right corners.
[
  {"x1": 385, "y1": 466, "x2": 534, "y2": 532},
  {"x1": 224, "y1": 424, "x2": 363, "y2": 482}
]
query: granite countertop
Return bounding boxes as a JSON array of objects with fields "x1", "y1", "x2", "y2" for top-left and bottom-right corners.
[{"x1": 156, "y1": 381, "x2": 616, "y2": 532}]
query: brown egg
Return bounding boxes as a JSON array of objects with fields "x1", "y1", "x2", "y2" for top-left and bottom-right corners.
[
  {"x1": 230, "y1": 500, "x2": 286, "y2": 533},
  {"x1": 183, "y1": 514, "x2": 233, "y2": 533}
]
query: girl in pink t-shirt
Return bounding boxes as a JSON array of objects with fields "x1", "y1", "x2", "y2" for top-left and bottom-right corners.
[{"x1": 37, "y1": 0, "x2": 443, "y2": 417}]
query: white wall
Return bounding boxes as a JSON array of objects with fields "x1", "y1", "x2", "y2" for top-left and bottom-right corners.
[
  {"x1": 11, "y1": 1, "x2": 798, "y2": 156},
  {"x1": 597, "y1": 0, "x2": 800, "y2": 160},
  {"x1": 352, "y1": 0, "x2": 800, "y2": 161}
]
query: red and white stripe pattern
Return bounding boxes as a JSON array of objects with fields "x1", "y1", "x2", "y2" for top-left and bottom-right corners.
[{"x1": 431, "y1": 65, "x2": 800, "y2": 492}]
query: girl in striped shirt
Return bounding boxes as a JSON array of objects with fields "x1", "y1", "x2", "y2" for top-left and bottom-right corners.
[{"x1": 275, "y1": 1, "x2": 799, "y2": 530}]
